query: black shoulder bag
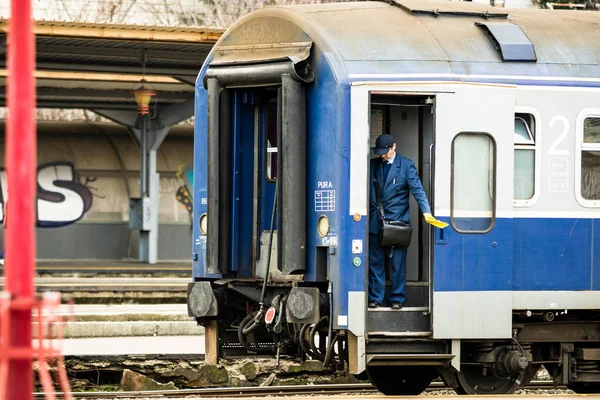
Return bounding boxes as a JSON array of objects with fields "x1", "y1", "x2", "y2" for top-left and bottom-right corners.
[{"x1": 374, "y1": 164, "x2": 413, "y2": 248}]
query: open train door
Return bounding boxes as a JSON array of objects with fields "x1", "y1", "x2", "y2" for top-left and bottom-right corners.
[{"x1": 431, "y1": 85, "x2": 516, "y2": 351}]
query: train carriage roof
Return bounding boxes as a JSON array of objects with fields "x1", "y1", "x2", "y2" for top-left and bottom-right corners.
[{"x1": 211, "y1": 0, "x2": 600, "y2": 83}]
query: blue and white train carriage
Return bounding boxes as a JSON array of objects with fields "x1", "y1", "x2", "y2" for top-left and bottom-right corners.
[{"x1": 188, "y1": 0, "x2": 600, "y2": 395}]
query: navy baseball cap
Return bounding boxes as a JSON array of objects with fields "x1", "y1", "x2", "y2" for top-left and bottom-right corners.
[{"x1": 373, "y1": 134, "x2": 395, "y2": 155}]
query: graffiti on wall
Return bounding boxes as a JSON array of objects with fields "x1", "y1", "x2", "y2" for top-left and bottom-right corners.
[
  {"x1": 0, "y1": 162, "x2": 94, "y2": 227},
  {"x1": 175, "y1": 164, "x2": 193, "y2": 217}
]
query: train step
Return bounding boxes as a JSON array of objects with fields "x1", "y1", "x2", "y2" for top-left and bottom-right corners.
[
  {"x1": 367, "y1": 353, "x2": 454, "y2": 366},
  {"x1": 367, "y1": 308, "x2": 431, "y2": 335}
]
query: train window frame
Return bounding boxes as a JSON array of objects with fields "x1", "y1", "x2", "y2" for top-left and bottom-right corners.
[
  {"x1": 513, "y1": 107, "x2": 541, "y2": 207},
  {"x1": 575, "y1": 108, "x2": 600, "y2": 208},
  {"x1": 450, "y1": 132, "x2": 497, "y2": 234}
]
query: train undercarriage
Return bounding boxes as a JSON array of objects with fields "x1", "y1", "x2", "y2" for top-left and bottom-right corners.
[{"x1": 190, "y1": 280, "x2": 600, "y2": 395}]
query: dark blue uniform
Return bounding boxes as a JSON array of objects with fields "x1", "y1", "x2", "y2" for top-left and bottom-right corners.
[{"x1": 369, "y1": 155, "x2": 431, "y2": 306}]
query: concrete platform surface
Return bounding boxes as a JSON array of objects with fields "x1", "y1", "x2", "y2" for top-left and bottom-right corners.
[
  {"x1": 41, "y1": 335, "x2": 205, "y2": 356},
  {"x1": 55, "y1": 303, "x2": 189, "y2": 317},
  {"x1": 57, "y1": 321, "x2": 203, "y2": 338},
  {"x1": 35, "y1": 303, "x2": 204, "y2": 338}
]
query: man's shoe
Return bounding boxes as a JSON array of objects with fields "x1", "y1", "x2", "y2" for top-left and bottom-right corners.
[
  {"x1": 368, "y1": 301, "x2": 380, "y2": 308},
  {"x1": 391, "y1": 302, "x2": 403, "y2": 310}
]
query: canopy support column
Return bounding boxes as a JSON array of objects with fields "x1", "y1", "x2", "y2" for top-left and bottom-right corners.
[
  {"x1": 136, "y1": 123, "x2": 168, "y2": 264},
  {"x1": 92, "y1": 104, "x2": 192, "y2": 264}
]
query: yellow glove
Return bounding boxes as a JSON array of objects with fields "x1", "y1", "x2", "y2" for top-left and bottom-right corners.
[{"x1": 423, "y1": 213, "x2": 448, "y2": 229}]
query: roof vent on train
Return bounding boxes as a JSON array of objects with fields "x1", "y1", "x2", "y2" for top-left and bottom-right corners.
[
  {"x1": 376, "y1": 0, "x2": 536, "y2": 63},
  {"x1": 381, "y1": 0, "x2": 508, "y2": 19},
  {"x1": 475, "y1": 22, "x2": 537, "y2": 62}
]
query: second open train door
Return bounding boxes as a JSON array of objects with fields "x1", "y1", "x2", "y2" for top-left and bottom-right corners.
[{"x1": 431, "y1": 84, "x2": 516, "y2": 348}]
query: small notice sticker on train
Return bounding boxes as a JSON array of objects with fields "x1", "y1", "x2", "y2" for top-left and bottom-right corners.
[
  {"x1": 315, "y1": 190, "x2": 335, "y2": 212},
  {"x1": 549, "y1": 157, "x2": 568, "y2": 192}
]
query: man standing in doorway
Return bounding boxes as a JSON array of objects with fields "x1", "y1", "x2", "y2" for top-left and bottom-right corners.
[{"x1": 369, "y1": 134, "x2": 432, "y2": 309}]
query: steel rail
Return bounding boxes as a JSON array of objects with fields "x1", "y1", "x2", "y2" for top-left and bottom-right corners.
[{"x1": 34, "y1": 380, "x2": 561, "y2": 399}]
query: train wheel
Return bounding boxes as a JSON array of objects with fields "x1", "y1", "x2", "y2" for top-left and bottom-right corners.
[
  {"x1": 366, "y1": 366, "x2": 436, "y2": 395},
  {"x1": 454, "y1": 365, "x2": 523, "y2": 395},
  {"x1": 568, "y1": 382, "x2": 600, "y2": 393}
]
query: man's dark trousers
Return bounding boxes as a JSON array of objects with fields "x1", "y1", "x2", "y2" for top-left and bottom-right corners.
[{"x1": 368, "y1": 233, "x2": 408, "y2": 305}]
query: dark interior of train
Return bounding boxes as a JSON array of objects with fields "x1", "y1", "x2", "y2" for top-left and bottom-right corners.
[{"x1": 368, "y1": 94, "x2": 434, "y2": 331}]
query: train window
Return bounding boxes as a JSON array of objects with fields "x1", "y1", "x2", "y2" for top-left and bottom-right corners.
[
  {"x1": 451, "y1": 133, "x2": 496, "y2": 233},
  {"x1": 514, "y1": 114, "x2": 535, "y2": 200},
  {"x1": 581, "y1": 117, "x2": 600, "y2": 201}
]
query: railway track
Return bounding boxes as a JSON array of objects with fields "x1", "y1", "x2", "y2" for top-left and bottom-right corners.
[{"x1": 34, "y1": 381, "x2": 563, "y2": 399}]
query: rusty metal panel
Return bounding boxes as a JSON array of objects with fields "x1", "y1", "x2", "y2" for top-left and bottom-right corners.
[
  {"x1": 220, "y1": 15, "x2": 311, "y2": 48},
  {"x1": 517, "y1": 322, "x2": 600, "y2": 342},
  {"x1": 211, "y1": 42, "x2": 312, "y2": 66},
  {"x1": 574, "y1": 348, "x2": 600, "y2": 360}
]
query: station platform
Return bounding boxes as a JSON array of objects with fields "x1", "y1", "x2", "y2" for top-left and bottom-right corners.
[
  {"x1": 37, "y1": 304, "x2": 203, "y2": 343},
  {"x1": 58, "y1": 335, "x2": 204, "y2": 356},
  {"x1": 0, "y1": 273, "x2": 190, "y2": 303},
  {"x1": 0, "y1": 260, "x2": 192, "y2": 276},
  {"x1": 0, "y1": 276, "x2": 188, "y2": 294}
]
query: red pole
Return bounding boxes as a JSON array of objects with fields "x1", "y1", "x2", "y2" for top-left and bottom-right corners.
[{"x1": 5, "y1": 0, "x2": 36, "y2": 398}]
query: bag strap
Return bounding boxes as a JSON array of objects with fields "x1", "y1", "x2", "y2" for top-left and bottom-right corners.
[{"x1": 374, "y1": 161, "x2": 386, "y2": 222}]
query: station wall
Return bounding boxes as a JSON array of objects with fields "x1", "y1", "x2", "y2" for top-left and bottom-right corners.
[{"x1": 0, "y1": 121, "x2": 193, "y2": 261}]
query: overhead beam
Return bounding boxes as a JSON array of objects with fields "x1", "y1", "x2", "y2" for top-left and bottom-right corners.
[
  {"x1": 27, "y1": 87, "x2": 190, "y2": 100},
  {"x1": 0, "y1": 101, "x2": 148, "y2": 110},
  {"x1": 0, "y1": 69, "x2": 181, "y2": 83},
  {"x1": 29, "y1": 62, "x2": 201, "y2": 77},
  {"x1": 0, "y1": 88, "x2": 191, "y2": 107},
  {"x1": 0, "y1": 20, "x2": 223, "y2": 43},
  {"x1": 31, "y1": 44, "x2": 209, "y2": 63}
]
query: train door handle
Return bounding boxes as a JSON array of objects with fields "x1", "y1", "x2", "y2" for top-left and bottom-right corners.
[{"x1": 435, "y1": 226, "x2": 447, "y2": 245}]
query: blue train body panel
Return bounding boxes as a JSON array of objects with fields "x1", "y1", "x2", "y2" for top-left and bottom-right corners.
[
  {"x1": 513, "y1": 218, "x2": 596, "y2": 291},
  {"x1": 192, "y1": 64, "x2": 210, "y2": 280},
  {"x1": 434, "y1": 217, "x2": 599, "y2": 292},
  {"x1": 434, "y1": 218, "x2": 514, "y2": 292},
  {"x1": 304, "y1": 48, "x2": 367, "y2": 318}
]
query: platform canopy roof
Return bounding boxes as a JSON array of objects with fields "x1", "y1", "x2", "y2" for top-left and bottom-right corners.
[{"x1": 0, "y1": 20, "x2": 224, "y2": 109}]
